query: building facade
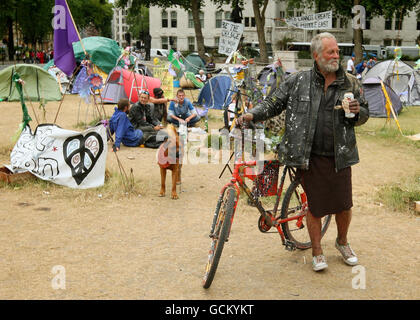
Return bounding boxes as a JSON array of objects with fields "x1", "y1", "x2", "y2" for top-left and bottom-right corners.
[{"x1": 147, "y1": 1, "x2": 420, "y2": 52}]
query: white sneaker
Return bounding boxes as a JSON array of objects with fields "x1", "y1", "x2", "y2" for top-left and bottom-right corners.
[
  {"x1": 335, "y1": 239, "x2": 358, "y2": 266},
  {"x1": 312, "y1": 255, "x2": 328, "y2": 271}
]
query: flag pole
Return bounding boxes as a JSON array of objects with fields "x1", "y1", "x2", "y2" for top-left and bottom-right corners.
[{"x1": 64, "y1": 0, "x2": 87, "y2": 57}]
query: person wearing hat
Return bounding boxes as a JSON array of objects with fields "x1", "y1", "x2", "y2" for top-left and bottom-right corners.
[{"x1": 149, "y1": 88, "x2": 174, "y2": 124}]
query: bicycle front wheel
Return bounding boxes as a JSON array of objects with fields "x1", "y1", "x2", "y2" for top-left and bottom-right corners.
[
  {"x1": 202, "y1": 187, "x2": 236, "y2": 289},
  {"x1": 280, "y1": 179, "x2": 331, "y2": 249}
]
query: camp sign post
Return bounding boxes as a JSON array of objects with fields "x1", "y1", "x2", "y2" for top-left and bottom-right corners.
[
  {"x1": 285, "y1": 11, "x2": 332, "y2": 30},
  {"x1": 218, "y1": 20, "x2": 244, "y2": 56}
]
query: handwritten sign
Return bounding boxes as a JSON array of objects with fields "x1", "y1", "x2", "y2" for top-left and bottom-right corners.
[
  {"x1": 154, "y1": 65, "x2": 174, "y2": 99},
  {"x1": 218, "y1": 20, "x2": 244, "y2": 56},
  {"x1": 285, "y1": 11, "x2": 332, "y2": 30}
]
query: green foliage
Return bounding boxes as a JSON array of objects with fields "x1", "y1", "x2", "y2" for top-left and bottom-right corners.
[{"x1": 297, "y1": 50, "x2": 311, "y2": 59}]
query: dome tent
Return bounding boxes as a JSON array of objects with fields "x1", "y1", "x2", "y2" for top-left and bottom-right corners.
[
  {"x1": 362, "y1": 77, "x2": 403, "y2": 118},
  {"x1": 363, "y1": 60, "x2": 420, "y2": 105},
  {"x1": 0, "y1": 64, "x2": 62, "y2": 102}
]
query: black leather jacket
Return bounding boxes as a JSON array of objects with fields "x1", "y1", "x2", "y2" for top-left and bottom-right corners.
[{"x1": 250, "y1": 64, "x2": 369, "y2": 171}]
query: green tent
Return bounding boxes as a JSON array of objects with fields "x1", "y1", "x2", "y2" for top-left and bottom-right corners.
[
  {"x1": 0, "y1": 64, "x2": 62, "y2": 102},
  {"x1": 45, "y1": 37, "x2": 126, "y2": 74},
  {"x1": 184, "y1": 53, "x2": 207, "y2": 74},
  {"x1": 73, "y1": 36, "x2": 122, "y2": 74}
]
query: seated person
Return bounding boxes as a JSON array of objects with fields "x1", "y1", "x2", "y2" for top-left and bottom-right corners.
[
  {"x1": 167, "y1": 89, "x2": 200, "y2": 127},
  {"x1": 195, "y1": 69, "x2": 207, "y2": 83},
  {"x1": 109, "y1": 98, "x2": 144, "y2": 151},
  {"x1": 128, "y1": 90, "x2": 165, "y2": 147},
  {"x1": 355, "y1": 60, "x2": 367, "y2": 79},
  {"x1": 149, "y1": 87, "x2": 171, "y2": 124}
]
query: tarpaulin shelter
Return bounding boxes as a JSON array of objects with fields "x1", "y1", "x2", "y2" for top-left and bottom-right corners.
[
  {"x1": 363, "y1": 60, "x2": 420, "y2": 105},
  {"x1": 197, "y1": 75, "x2": 235, "y2": 109},
  {"x1": 101, "y1": 66, "x2": 161, "y2": 104},
  {"x1": 0, "y1": 64, "x2": 62, "y2": 101},
  {"x1": 362, "y1": 77, "x2": 403, "y2": 118}
]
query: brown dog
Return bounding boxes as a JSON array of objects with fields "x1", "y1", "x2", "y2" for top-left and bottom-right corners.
[{"x1": 157, "y1": 124, "x2": 183, "y2": 199}]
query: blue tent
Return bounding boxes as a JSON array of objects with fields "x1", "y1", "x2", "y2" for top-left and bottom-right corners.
[{"x1": 197, "y1": 75, "x2": 236, "y2": 109}]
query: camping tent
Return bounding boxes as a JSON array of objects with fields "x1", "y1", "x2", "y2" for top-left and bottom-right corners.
[
  {"x1": 45, "y1": 37, "x2": 122, "y2": 76},
  {"x1": 362, "y1": 77, "x2": 403, "y2": 118},
  {"x1": 101, "y1": 66, "x2": 161, "y2": 104},
  {"x1": 0, "y1": 64, "x2": 62, "y2": 101},
  {"x1": 184, "y1": 53, "x2": 207, "y2": 74},
  {"x1": 363, "y1": 60, "x2": 420, "y2": 105},
  {"x1": 197, "y1": 75, "x2": 235, "y2": 109}
]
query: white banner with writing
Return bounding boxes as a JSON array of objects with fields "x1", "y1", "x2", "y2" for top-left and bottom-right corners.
[
  {"x1": 218, "y1": 20, "x2": 244, "y2": 56},
  {"x1": 8, "y1": 124, "x2": 107, "y2": 189},
  {"x1": 285, "y1": 11, "x2": 332, "y2": 30}
]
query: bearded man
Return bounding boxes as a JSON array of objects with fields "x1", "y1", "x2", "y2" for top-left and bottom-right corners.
[{"x1": 238, "y1": 32, "x2": 369, "y2": 272}]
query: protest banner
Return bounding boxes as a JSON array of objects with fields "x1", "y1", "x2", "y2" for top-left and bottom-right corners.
[
  {"x1": 154, "y1": 65, "x2": 174, "y2": 99},
  {"x1": 285, "y1": 11, "x2": 332, "y2": 30},
  {"x1": 218, "y1": 20, "x2": 244, "y2": 56}
]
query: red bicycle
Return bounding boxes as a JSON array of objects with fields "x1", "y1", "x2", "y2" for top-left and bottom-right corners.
[{"x1": 202, "y1": 126, "x2": 332, "y2": 289}]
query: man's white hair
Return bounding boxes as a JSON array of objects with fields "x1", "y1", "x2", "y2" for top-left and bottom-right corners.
[{"x1": 310, "y1": 32, "x2": 337, "y2": 57}]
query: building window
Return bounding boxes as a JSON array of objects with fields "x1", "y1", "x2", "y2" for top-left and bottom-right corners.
[
  {"x1": 171, "y1": 11, "x2": 177, "y2": 28},
  {"x1": 224, "y1": 11, "x2": 231, "y2": 21},
  {"x1": 188, "y1": 37, "x2": 195, "y2": 51},
  {"x1": 244, "y1": 17, "x2": 250, "y2": 27},
  {"x1": 251, "y1": 17, "x2": 256, "y2": 27},
  {"x1": 188, "y1": 11, "x2": 204, "y2": 28},
  {"x1": 162, "y1": 11, "x2": 168, "y2": 28},
  {"x1": 161, "y1": 36, "x2": 168, "y2": 49},
  {"x1": 394, "y1": 18, "x2": 403, "y2": 30},
  {"x1": 169, "y1": 36, "x2": 177, "y2": 50},
  {"x1": 332, "y1": 17, "x2": 337, "y2": 28},
  {"x1": 385, "y1": 18, "x2": 392, "y2": 30},
  {"x1": 216, "y1": 11, "x2": 223, "y2": 28},
  {"x1": 215, "y1": 37, "x2": 220, "y2": 47},
  {"x1": 296, "y1": 11, "x2": 303, "y2": 17},
  {"x1": 394, "y1": 38, "x2": 402, "y2": 46},
  {"x1": 287, "y1": 10, "x2": 294, "y2": 18},
  {"x1": 417, "y1": 13, "x2": 420, "y2": 30},
  {"x1": 365, "y1": 17, "x2": 370, "y2": 30},
  {"x1": 340, "y1": 18, "x2": 347, "y2": 29},
  {"x1": 383, "y1": 39, "x2": 392, "y2": 46}
]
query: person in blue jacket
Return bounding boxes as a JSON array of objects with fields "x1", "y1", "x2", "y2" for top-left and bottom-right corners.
[{"x1": 109, "y1": 98, "x2": 144, "y2": 151}]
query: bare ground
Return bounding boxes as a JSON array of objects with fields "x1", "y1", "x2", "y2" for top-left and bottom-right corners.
[{"x1": 0, "y1": 95, "x2": 419, "y2": 300}]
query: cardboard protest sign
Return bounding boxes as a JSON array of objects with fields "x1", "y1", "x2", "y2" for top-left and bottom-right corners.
[
  {"x1": 218, "y1": 20, "x2": 244, "y2": 56},
  {"x1": 154, "y1": 65, "x2": 174, "y2": 99},
  {"x1": 8, "y1": 124, "x2": 107, "y2": 189},
  {"x1": 285, "y1": 11, "x2": 332, "y2": 30}
]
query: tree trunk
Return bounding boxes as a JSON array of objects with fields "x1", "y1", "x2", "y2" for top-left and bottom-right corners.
[
  {"x1": 353, "y1": 0, "x2": 363, "y2": 64},
  {"x1": 191, "y1": 0, "x2": 205, "y2": 59},
  {"x1": 7, "y1": 16, "x2": 14, "y2": 61},
  {"x1": 252, "y1": 0, "x2": 268, "y2": 63}
]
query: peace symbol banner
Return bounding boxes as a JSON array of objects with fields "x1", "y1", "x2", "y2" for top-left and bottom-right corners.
[{"x1": 7, "y1": 124, "x2": 107, "y2": 189}]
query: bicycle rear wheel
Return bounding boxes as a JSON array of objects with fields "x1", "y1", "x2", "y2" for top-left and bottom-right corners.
[
  {"x1": 280, "y1": 179, "x2": 331, "y2": 249},
  {"x1": 202, "y1": 187, "x2": 236, "y2": 289}
]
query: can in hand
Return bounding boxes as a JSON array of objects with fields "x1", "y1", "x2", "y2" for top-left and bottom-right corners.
[{"x1": 343, "y1": 92, "x2": 355, "y2": 118}]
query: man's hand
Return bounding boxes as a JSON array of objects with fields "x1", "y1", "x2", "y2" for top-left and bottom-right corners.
[
  {"x1": 348, "y1": 99, "x2": 360, "y2": 114},
  {"x1": 112, "y1": 145, "x2": 119, "y2": 152},
  {"x1": 236, "y1": 113, "x2": 254, "y2": 127}
]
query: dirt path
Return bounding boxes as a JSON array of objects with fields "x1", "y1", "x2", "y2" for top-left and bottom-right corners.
[{"x1": 0, "y1": 95, "x2": 419, "y2": 300}]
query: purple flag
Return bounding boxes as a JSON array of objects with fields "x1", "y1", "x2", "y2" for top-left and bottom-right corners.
[{"x1": 53, "y1": 0, "x2": 79, "y2": 77}]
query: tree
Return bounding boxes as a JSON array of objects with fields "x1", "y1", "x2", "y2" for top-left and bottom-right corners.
[
  {"x1": 0, "y1": 0, "x2": 18, "y2": 60},
  {"x1": 117, "y1": 0, "x2": 206, "y2": 59},
  {"x1": 252, "y1": 0, "x2": 269, "y2": 63}
]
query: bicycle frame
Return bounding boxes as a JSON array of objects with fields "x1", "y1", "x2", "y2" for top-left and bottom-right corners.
[{"x1": 214, "y1": 159, "x2": 307, "y2": 247}]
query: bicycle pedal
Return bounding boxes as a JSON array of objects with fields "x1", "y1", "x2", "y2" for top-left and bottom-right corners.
[{"x1": 284, "y1": 240, "x2": 297, "y2": 251}]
